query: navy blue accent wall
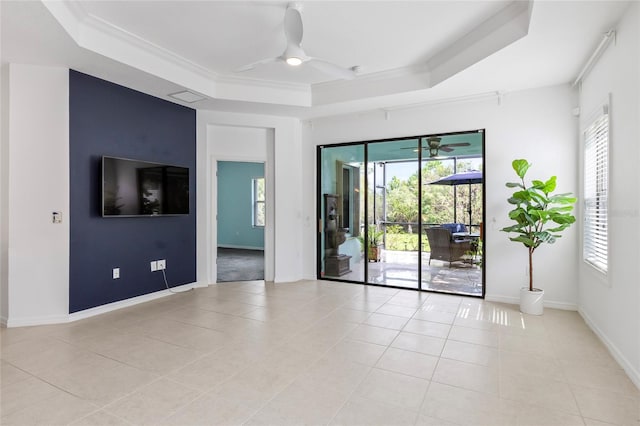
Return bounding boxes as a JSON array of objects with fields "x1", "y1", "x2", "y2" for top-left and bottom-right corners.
[{"x1": 69, "y1": 70, "x2": 196, "y2": 313}]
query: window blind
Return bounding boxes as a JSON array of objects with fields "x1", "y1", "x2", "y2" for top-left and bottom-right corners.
[{"x1": 583, "y1": 108, "x2": 608, "y2": 273}]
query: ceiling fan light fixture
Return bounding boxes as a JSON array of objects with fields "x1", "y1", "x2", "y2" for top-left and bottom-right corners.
[
  {"x1": 286, "y1": 57, "x2": 303, "y2": 66},
  {"x1": 427, "y1": 137, "x2": 442, "y2": 157}
]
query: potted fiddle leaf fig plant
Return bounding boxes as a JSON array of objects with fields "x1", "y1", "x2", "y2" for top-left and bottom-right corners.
[{"x1": 501, "y1": 159, "x2": 576, "y2": 315}]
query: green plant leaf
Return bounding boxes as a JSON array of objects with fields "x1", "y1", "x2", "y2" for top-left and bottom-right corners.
[
  {"x1": 512, "y1": 190, "x2": 532, "y2": 201},
  {"x1": 512, "y1": 159, "x2": 530, "y2": 179},
  {"x1": 510, "y1": 235, "x2": 535, "y2": 247},
  {"x1": 546, "y1": 224, "x2": 570, "y2": 233},
  {"x1": 535, "y1": 231, "x2": 557, "y2": 244},
  {"x1": 507, "y1": 197, "x2": 522, "y2": 205},
  {"x1": 551, "y1": 215, "x2": 576, "y2": 225},
  {"x1": 543, "y1": 176, "x2": 557, "y2": 194},
  {"x1": 506, "y1": 182, "x2": 524, "y2": 188},
  {"x1": 523, "y1": 209, "x2": 537, "y2": 225},
  {"x1": 531, "y1": 180, "x2": 546, "y2": 190},
  {"x1": 501, "y1": 224, "x2": 524, "y2": 233},
  {"x1": 507, "y1": 209, "x2": 521, "y2": 220},
  {"x1": 528, "y1": 191, "x2": 548, "y2": 205},
  {"x1": 548, "y1": 194, "x2": 577, "y2": 204},
  {"x1": 548, "y1": 206, "x2": 575, "y2": 213}
]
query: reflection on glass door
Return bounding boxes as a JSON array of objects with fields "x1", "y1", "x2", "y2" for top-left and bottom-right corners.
[
  {"x1": 318, "y1": 130, "x2": 484, "y2": 297},
  {"x1": 318, "y1": 144, "x2": 364, "y2": 282}
]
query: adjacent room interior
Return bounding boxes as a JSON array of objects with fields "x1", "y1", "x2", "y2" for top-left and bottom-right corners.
[{"x1": 216, "y1": 161, "x2": 265, "y2": 283}]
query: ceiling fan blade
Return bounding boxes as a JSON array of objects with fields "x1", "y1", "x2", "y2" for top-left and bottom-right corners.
[
  {"x1": 441, "y1": 142, "x2": 470, "y2": 148},
  {"x1": 439, "y1": 146, "x2": 454, "y2": 152},
  {"x1": 284, "y1": 7, "x2": 303, "y2": 46},
  {"x1": 307, "y1": 58, "x2": 356, "y2": 80},
  {"x1": 235, "y1": 56, "x2": 280, "y2": 72}
]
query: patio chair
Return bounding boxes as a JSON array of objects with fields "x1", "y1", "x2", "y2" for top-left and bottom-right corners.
[{"x1": 425, "y1": 227, "x2": 473, "y2": 267}]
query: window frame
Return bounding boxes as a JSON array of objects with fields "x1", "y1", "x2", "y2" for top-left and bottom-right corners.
[{"x1": 252, "y1": 177, "x2": 265, "y2": 228}]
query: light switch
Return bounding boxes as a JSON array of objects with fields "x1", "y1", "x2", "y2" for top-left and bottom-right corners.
[
  {"x1": 52, "y1": 212, "x2": 62, "y2": 224},
  {"x1": 113, "y1": 268, "x2": 120, "y2": 279}
]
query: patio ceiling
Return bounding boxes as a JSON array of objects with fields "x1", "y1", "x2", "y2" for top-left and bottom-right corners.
[{"x1": 333, "y1": 131, "x2": 483, "y2": 164}]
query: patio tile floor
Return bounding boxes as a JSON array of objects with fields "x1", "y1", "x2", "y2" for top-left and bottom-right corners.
[{"x1": 337, "y1": 250, "x2": 482, "y2": 296}]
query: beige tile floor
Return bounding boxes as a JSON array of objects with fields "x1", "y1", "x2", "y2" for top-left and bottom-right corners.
[{"x1": 1, "y1": 280, "x2": 638, "y2": 426}]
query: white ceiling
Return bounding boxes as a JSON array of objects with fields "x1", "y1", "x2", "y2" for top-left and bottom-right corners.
[{"x1": 1, "y1": 1, "x2": 630, "y2": 119}]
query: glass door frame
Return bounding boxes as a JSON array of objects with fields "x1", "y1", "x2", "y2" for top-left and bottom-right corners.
[{"x1": 316, "y1": 129, "x2": 486, "y2": 298}]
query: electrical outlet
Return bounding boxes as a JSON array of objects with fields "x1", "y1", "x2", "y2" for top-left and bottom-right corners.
[
  {"x1": 150, "y1": 261, "x2": 158, "y2": 272},
  {"x1": 157, "y1": 259, "x2": 166, "y2": 270},
  {"x1": 113, "y1": 268, "x2": 120, "y2": 279}
]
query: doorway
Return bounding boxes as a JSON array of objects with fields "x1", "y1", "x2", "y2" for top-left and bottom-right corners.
[
  {"x1": 217, "y1": 161, "x2": 265, "y2": 282},
  {"x1": 317, "y1": 130, "x2": 485, "y2": 297}
]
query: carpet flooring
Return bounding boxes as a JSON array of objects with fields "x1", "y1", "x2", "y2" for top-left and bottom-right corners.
[{"x1": 217, "y1": 248, "x2": 264, "y2": 282}]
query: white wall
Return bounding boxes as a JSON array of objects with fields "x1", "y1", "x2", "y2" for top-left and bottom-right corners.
[
  {"x1": 1, "y1": 64, "x2": 9, "y2": 321},
  {"x1": 578, "y1": 2, "x2": 640, "y2": 387},
  {"x1": 303, "y1": 84, "x2": 579, "y2": 308},
  {"x1": 4, "y1": 64, "x2": 69, "y2": 325},
  {"x1": 196, "y1": 111, "x2": 303, "y2": 285}
]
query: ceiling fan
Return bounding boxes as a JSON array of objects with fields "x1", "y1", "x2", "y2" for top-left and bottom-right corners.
[
  {"x1": 402, "y1": 137, "x2": 470, "y2": 157},
  {"x1": 235, "y1": 5, "x2": 358, "y2": 80}
]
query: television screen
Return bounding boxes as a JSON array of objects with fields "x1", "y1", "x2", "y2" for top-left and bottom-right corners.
[{"x1": 102, "y1": 156, "x2": 189, "y2": 216}]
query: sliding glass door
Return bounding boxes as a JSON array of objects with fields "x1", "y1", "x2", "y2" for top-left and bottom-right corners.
[{"x1": 317, "y1": 130, "x2": 484, "y2": 297}]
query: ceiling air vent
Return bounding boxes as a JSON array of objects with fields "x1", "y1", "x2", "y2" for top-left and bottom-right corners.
[{"x1": 168, "y1": 91, "x2": 206, "y2": 103}]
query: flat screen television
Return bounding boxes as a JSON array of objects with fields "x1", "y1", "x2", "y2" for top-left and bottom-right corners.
[{"x1": 102, "y1": 156, "x2": 189, "y2": 217}]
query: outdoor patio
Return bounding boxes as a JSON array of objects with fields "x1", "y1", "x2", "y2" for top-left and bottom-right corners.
[{"x1": 339, "y1": 249, "x2": 482, "y2": 296}]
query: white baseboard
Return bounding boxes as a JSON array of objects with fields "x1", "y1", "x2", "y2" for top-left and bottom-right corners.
[
  {"x1": 485, "y1": 294, "x2": 577, "y2": 311},
  {"x1": 579, "y1": 308, "x2": 640, "y2": 391},
  {"x1": 218, "y1": 244, "x2": 264, "y2": 251},
  {"x1": 5, "y1": 313, "x2": 72, "y2": 328},
  {"x1": 69, "y1": 282, "x2": 196, "y2": 323},
  {"x1": 3, "y1": 282, "x2": 197, "y2": 328}
]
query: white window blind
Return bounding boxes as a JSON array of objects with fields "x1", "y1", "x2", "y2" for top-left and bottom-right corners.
[{"x1": 583, "y1": 107, "x2": 608, "y2": 273}]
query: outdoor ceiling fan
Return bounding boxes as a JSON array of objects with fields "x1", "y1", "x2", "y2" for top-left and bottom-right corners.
[
  {"x1": 403, "y1": 137, "x2": 470, "y2": 157},
  {"x1": 235, "y1": 5, "x2": 358, "y2": 80}
]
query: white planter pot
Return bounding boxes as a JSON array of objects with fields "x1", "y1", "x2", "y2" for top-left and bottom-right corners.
[{"x1": 520, "y1": 288, "x2": 544, "y2": 315}]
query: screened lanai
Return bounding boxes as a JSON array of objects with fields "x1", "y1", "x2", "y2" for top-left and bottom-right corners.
[{"x1": 317, "y1": 130, "x2": 485, "y2": 297}]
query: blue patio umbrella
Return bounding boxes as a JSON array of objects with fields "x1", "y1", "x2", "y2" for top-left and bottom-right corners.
[{"x1": 429, "y1": 171, "x2": 483, "y2": 231}]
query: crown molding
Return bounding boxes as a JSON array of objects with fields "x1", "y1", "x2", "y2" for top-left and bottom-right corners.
[
  {"x1": 215, "y1": 74, "x2": 309, "y2": 93},
  {"x1": 311, "y1": 64, "x2": 431, "y2": 107},
  {"x1": 41, "y1": 0, "x2": 313, "y2": 107},
  {"x1": 313, "y1": 64, "x2": 430, "y2": 91},
  {"x1": 83, "y1": 12, "x2": 221, "y2": 82},
  {"x1": 39, "y1": 0, "x2": 531, "y2": 112},
  {"x1": 382, "y1": 91, "x2": 503, "y2": 113}
]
